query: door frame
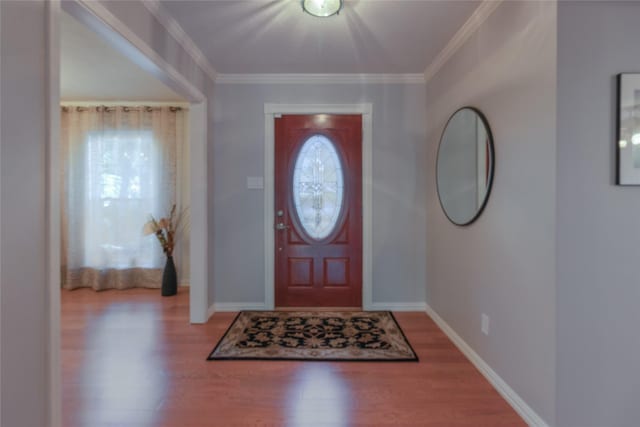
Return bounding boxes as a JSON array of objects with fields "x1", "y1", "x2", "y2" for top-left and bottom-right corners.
[
  {"x1": 57, "y1": 0, "x2": 210, "y2": 323},
  {"x1": 47, "y1": 2, "x2": 210, "y2": 425},
  {"x1": 264, "y1": 103, "x2": 373, "y2": 310}
]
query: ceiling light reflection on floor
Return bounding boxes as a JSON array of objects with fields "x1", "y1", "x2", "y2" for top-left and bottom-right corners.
[
  {"x1": 287, "y1": 364, "x2": 351, "y2": 427},
  {"x1": 79, "y1": 304, "x2": 165, "y2": 427}
]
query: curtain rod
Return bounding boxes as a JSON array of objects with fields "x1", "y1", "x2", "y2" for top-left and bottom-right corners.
[
  {"x1": 61, "y1": 106, "x2": 185, "y2": 113},
  {"x1": 60, "y1": 101, "x2": 190, "y2": 108}
]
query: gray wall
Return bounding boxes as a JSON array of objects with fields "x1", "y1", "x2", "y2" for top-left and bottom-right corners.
[
  {"x1": 212, "y1": 83, "x2": 427, "y2": 305},
  {"x1": 556, "y1": 2, "x2": 640, "y2": 426},
  {"x1": 1, "y1": 2, "x2": 49, "y2": 426},
  {"x1": 425, "y1": 1, "x2": 557, "y2": 425}
]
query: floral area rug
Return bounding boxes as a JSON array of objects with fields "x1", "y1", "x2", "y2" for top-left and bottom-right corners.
[{"x1": 207, "y1": 311, "x2": 418, "y2": 361}]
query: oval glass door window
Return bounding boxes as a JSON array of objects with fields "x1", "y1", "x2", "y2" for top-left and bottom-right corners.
[{"x1": 292, "y1": 135, "x2": 345, "y2": 240}]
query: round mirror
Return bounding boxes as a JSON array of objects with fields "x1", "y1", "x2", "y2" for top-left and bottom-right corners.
[{"x1": 436, "y1": 107, "x2": 494, "y2": 226}]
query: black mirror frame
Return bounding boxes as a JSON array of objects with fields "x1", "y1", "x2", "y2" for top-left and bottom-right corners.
[{"x1": 436, "y1": 106, "x2": 495, "y2": 226}]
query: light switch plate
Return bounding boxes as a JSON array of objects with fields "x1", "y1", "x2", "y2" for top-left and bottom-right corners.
[{"x1": 247, "y1": 176, "x2": 264, "y2": 190}]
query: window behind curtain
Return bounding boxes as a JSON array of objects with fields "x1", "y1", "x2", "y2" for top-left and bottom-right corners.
[{"x1": 84, "y1": 130, "x2": 160, "y2": 269}]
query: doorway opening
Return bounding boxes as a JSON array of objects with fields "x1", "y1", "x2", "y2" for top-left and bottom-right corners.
[{"x1": 48, "y1": 1, "x2": 209, "y2": 425}]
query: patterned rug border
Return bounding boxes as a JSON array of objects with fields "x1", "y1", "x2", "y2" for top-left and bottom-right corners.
[{"x1": 207, "y1": 311, "x2": 419, "y2": 362}]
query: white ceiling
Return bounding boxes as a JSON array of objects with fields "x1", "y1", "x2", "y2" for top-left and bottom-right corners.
[
  {"x1": 60, "y1": 11, "x2": 184, "y2": 102},
  {"x1": 161, "y1": 0, "x2": 481, "y2": 74}
]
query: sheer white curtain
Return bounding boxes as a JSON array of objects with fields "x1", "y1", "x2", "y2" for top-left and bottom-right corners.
[{"x1": 61, "y1": 106, "x2": 185, "y2": 290}]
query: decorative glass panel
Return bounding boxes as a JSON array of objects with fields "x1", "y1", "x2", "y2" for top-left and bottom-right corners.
[{"x1": 293, "y1": 135, "x2": 344, "y2": 240}]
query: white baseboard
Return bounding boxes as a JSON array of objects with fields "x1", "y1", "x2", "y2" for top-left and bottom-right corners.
[
  {"x1": 368, "y1": 302, "x2": 427, "y2": 312},
  {"x1": 209, "y1": 301, "x2": 426, "y2": 313},
  {"x1": 206, "y1": 303, "x2": 216, "y2": 320},
  {"x1": 212, "y1": 302, "x2": 267, "y2": 312},
  {"x1": 424, "y1": 304, "x2": 550, "y2": 427}
]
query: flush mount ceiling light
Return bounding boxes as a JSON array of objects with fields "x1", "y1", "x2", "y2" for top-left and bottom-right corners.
[{"x1": 302, "y1": 0, "x2": 343, "y2": 17}]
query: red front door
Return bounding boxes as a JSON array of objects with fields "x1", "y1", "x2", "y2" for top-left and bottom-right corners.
[{"x1": 275, "y1": 114, "x2": 362, "y2": 308}]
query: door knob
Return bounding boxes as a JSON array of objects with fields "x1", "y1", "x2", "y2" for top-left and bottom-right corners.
[{"x1": 275, "y1": 223, "x2": 289, "y2": 230}]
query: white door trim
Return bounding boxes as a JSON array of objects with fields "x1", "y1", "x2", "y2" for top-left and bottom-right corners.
[
  {"x1": 187, "y1": 102, "x2": 208, "y2": 324},
  {"x1": 47, "y1": 2, "x2": 210, "y2": 425},
  {"x1": 46, "y1": 3, "x2": 62, "y2": 426},
  {"x1": 263, "y1": 103, "x2": 373, "y2": 310}
]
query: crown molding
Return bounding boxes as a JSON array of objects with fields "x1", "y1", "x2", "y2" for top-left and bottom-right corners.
[
  {"x1": 424, "y1": 0, "x2": 503, "y2": 83},
  {"x1": 216, "y1": 73, "x2": 426, "y2": 85},
  {"x1": 141, "y1": 0, "x2": 217, "y2": 82}
]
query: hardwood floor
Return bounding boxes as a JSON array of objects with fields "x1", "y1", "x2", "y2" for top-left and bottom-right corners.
[{"x1": 61, "y1": 288, "x2": 525, "y2": 427}]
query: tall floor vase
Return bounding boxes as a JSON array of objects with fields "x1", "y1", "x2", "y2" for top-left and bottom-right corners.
[{"x1": 162, "y1": 255, "x2": 177, "y2": 296}]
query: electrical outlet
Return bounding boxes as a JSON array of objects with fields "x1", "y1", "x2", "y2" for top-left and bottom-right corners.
[{"x1": 481, "y1": 313, "x2": 490, "y2": 335}]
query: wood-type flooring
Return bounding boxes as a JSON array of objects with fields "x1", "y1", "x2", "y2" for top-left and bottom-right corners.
[{"x1": 61, "y1": 288, "x2": 525, "y2": 427}]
